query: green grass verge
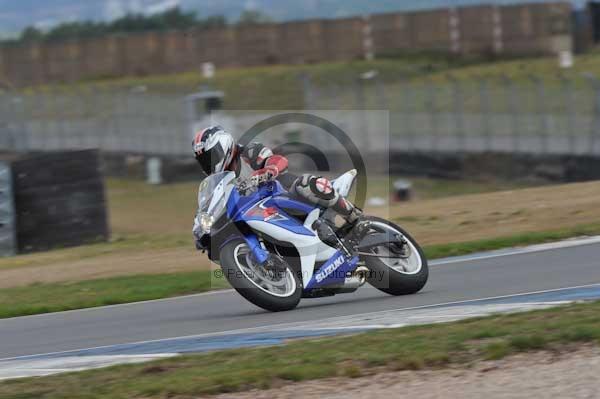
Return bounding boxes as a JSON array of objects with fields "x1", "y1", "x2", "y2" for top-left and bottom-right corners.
[
  {"x1": 30, "y1": 52, "x2": 600, "y2": 112},
  {"x1": 2, "y1": 300, "x2": 600, "y2": 398},
  {"x1": 27, "y1": 56, "x2": 491, "y2": 109},
  {"x1": 1, "y1": 222, "x2": 600, "y2": 319},
  {"x1": 0, "y1": 233, "x2": 192, "y2": 271},
  {"x1": 423, "y1": 223, "x2": 600, "y2": 260},
  {"x1": 0, "y1": 271, "x2": 228, "y2": 319}
]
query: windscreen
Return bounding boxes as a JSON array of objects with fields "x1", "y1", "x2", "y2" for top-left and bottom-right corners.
[{"x1": 197, "y1": 171, "x2": 236, "y2": 216}]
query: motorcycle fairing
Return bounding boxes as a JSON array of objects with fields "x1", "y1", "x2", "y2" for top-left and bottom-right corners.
[
  {"x1": 223, "y1": 173, "x2": 358, "y2": 289},
  {"x1": 241, "y1": 196, "x2": 314, "y2": 237},
  {"x1": 304, "y1": 250, "x2": 359, "y2": 291}
]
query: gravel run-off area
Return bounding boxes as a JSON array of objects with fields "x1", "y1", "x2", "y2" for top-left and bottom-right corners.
[{"x1": 207, "y1": 346, "x2": 600, "y2": 399}]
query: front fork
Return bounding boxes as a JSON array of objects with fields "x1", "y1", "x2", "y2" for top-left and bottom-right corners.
[{"x1": 243, "y1": 232, "x2": 269, "y2": 264}]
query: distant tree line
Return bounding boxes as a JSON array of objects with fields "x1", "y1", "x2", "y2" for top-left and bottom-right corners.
[{"x1": 3, "y1": 8, "x2": 273, "y2": 45}]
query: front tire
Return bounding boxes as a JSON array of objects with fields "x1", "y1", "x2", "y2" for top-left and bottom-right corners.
[
  {"x1": 362, "y1": 217, "x2": 429, "y2": 296},
  {"x1": 220, "y1": 238, "x2": 302, "y2": 312}
]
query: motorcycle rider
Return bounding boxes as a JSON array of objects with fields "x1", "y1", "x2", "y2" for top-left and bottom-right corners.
[{"x1": 192, "y1": 126, "x2": 363, "y2": 243}]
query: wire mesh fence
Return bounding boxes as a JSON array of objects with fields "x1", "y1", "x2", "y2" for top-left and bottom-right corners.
[
  {"x1": 305, "y1": 74, "x2": 600, "y2": 155},
  {"x1": 1, "y1": 74, "x2": 600, "y2": 156},
  {"x1": 0, "y1": 86, "x2": 189, "y2": 156}
]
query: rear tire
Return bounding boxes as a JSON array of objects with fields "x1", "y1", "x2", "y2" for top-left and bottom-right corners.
[
  {"x1": 220, "y1": 238, "x2": 302, "y2": 312},
  {"x1": 362, "y1": 217, "x2": 428, "y2": 296}
]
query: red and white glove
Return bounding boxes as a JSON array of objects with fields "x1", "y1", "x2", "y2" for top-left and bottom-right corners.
[
  {"x1": 250, "y1": 165, "x2": 279, "y2": 186},
  {"x1": 238, "y1": 155, "x2": 287, "y2": 195}
]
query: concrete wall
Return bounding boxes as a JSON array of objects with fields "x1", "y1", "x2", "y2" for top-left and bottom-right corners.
[
  {"x1": 0, "y1": 2, "x2": 572, "y2": 87},
  {"x1": 388, "y1": 151, "x2": 600, "y2": 182}
]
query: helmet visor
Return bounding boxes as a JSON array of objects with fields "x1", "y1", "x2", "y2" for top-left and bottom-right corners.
[{"x1": 196, "y1": 143, "x2": 225, "y2": 175}]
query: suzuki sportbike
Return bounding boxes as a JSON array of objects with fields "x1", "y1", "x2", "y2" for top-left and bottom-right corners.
[{"x1": 194, "y1": 170, "x2": 428, "y2": 311}]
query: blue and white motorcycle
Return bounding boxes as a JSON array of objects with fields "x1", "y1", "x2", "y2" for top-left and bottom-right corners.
[{"x1": 194, "y1": 170, "x2": 428, "y2": 311}]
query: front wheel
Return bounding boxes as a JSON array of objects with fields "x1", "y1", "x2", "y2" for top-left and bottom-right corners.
[
  {"x1": 220, "y1": 238, "x2": 302, "y2": 312},
  {"x1": 361, "y1": 216, "x2": 428, "y2": 296}
]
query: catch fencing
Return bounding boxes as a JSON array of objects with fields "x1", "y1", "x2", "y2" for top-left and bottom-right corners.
[
  {"x1": 0, "y1": 86, "x2": 189, "y2": 155},
  {"x1": 1, "y1": 75, "x2": 600, "y2": 156},
  {"x1": 305, "y1": 74, "x2": 600, "y2": 155}
]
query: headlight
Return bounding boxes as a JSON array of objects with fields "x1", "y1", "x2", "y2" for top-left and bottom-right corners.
[{"x1": 199, "y1": 213, "x2": 214, "y2": 233}]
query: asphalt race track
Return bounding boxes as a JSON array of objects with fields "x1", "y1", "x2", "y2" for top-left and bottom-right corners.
[{"x1": 1, "y1": 237, "x2": 600, "y2": 379}]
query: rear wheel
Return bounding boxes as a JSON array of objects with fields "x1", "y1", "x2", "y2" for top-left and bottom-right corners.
[
  {"x1": 361, "y1": 216, "x2": 428, "y2": 296},
  {"x1": 220, "y1": 238, "x2": 302, "y2": 311}
]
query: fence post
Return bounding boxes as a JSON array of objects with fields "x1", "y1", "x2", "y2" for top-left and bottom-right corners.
[
  {"x1": 374, "y1": 74, "x2": 388, "y2": 110},
  {"x1": 0, "y1": 92, "x2": 10, "y2": 149},
  {"x1": 28, "y1": 89, "x2": 41, "y2": 150},
  {"x1": 174, "y1": 92, "x2": 186, "y2": 156},
  {"x1": 0, "y1": 92, "x2": 10, "y2": 150},
  {"x1": 325, "y1": 84, "x2": 336, "y2": 109},
  {"x1": 74, "y1": 85, "x2": 86, "y2": 149},
  {"x1": 479, "y1": 76, "x2": 492, "y2": 152},
  {"x1": 97, "y1": 85, "x2": 109, "y2": 152},
  {"x1": 56, "y1": 87, "x2": 69, "y2": 150},
  {"x1": 354, "y1": 77, "x2": 371, "y2": 152},
  {"x1": 159, "y1": 94, "x2": 171, "y2": 156},
  {"x1": 531, "y1": 75, "x2": 549, "y2": 154},
  {"x1": 425, "y1": 78, "x2": 438, "y2": 151},
  {"x1": 449, "y1": 75, "x2": 465, "y2": 152},
  {"x1": 400, "y1": 80, "x2": 415, "y2": 151},
  {"x1": 51, "y1": 87, "x2": 65, "y2": 150},
  {"x1": 88, "y1": 85, "x2": 100, "y2": 150},
  {"x1": 560, "y1": 75, "x2": 576, "y2": 154},
  {"x1": 125, "y1": 88, "x2": 135, "y2": 153},
  {"x1": 36, "y1": 88, "x2": 51, "y2": 150},
  {"x1": 590, "y1": 76, "x2": 600, "y2": 155},
  {"x1": 502, "y1": 75, "x2": 519, "y2": 153},
  {"x1": 128, "y1": 85, "x2": 147, "y2": 154},
  {"x1": 300, "y1": 73, "x2": 316, "y2": 110},
  {"x1": 327, "y1": 84, "x2": 342, "y2": 150},
  {"x1": 109, "y1": 89, "x2": 121, "y2": 153},
  {"x1": 10, "y1": 94, "x2": 27, "y2": 151}
]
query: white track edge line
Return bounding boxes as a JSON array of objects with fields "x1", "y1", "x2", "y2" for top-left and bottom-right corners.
[
  {"x1": 430, "y1": 235, "x2": 600, "y2": 265},
  {"x1": 5, "y1": 234, "x2": 600, "y2": 322},
  {"x1": 2, "y1": 282, "x2": 599, "y2": 363}
]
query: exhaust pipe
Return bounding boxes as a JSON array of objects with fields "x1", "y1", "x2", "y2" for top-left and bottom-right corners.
[{"x1": 336, "y1": 266, "x2": 369, "y2": 293}]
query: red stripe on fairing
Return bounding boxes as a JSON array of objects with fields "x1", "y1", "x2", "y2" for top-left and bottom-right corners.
[{"x1": 265, "y1": 155, "x2": 288, "y2": 174}]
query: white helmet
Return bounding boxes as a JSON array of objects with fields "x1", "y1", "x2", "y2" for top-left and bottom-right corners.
[{"x1": 193, "y1": 126, "x2": 235, "y2": 175}]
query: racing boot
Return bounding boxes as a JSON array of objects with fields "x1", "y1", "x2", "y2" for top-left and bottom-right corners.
[
  {"x1": 313, "y1": 218, "x2": 354, "y2": 258},
  {"x1": 313, "y1": 218, "x2": 341, "y2": 248},
  {"x1": 333, "y1": 197, "x2": 369, "y2": 241}
]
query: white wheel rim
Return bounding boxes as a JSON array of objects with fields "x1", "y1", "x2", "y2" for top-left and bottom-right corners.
[
  {"x1": 369, "y1": 222, "x2": 423, "y2": 275},
  {"x1": 232, "y1": 243, "x2": 297, "y2": 298}
]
